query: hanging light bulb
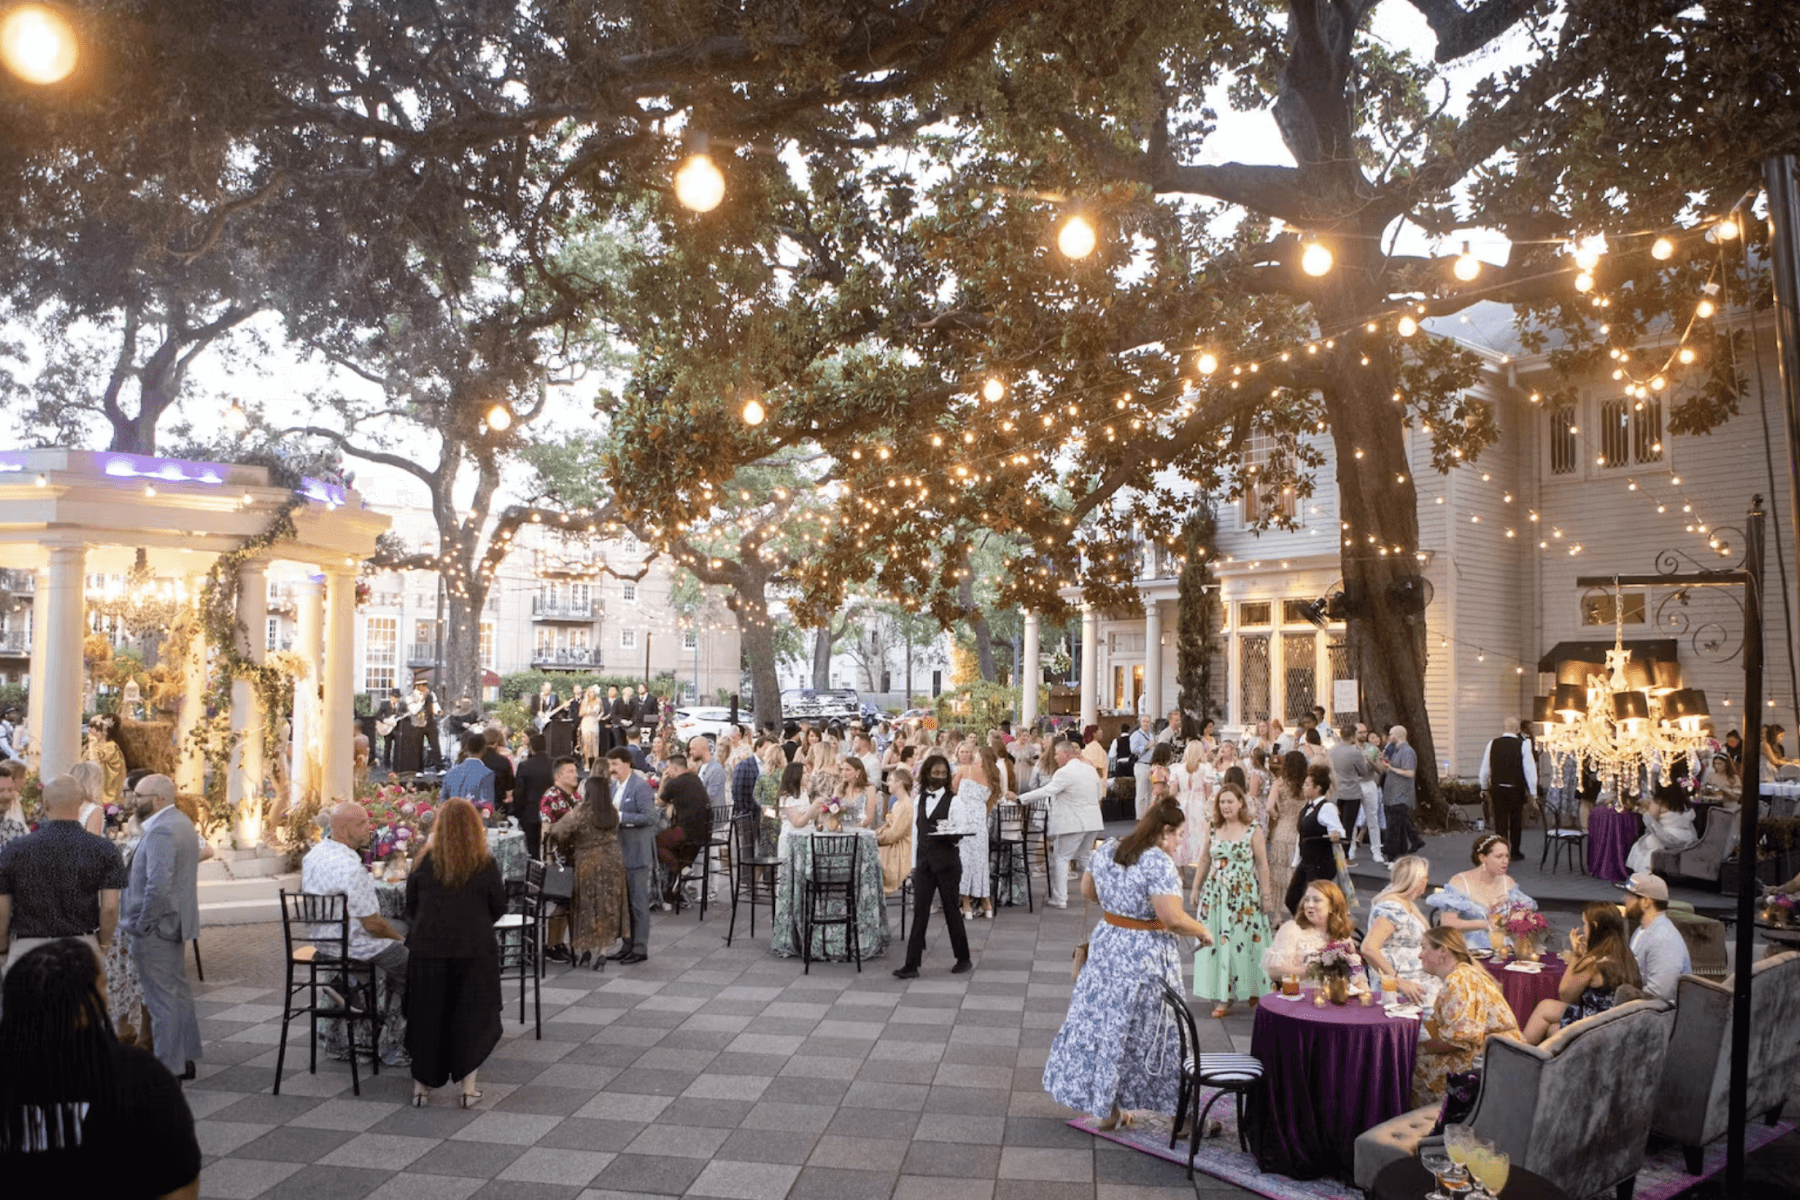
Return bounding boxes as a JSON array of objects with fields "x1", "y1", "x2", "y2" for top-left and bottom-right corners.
[
  {"x1": 223, "y1": 399, "x2": 248, "y2": 433},
  {"x1": 1453, "y1": 241, "x2": 1481, "y2": 282},
  {"x1": 741, "y1": 397, "x2": 766, "y2": 426},
  {"x1": 674, "y1": 148, "x2": 726, "y2": 212},
  {"x1": 1572, "y1": 234, "x2": 1607, "y2": 271},
  {"x1": 1574, "y1": 272, "x2": 1595, "y2": 293},
  {"x1": 0, "y1": 4, "x2": 78, "y2": 85},
  {"x1": 1651, "y1": 236, "x2": 1675, "y2": 261},
  {"x1": 484, "y1": 404, "x2": 512, "y2": 432},
  {"x1": 1196, "y1": 352, "x2": 1219, "y2": 376},
  {"x1": 1716, "y1": 217, "x2": 1740, "y2": 241},
  {"x1": 1300, "y1": 240, "x2": 1334, "y2": 277},
  {"x1": 1396, "y1": 315, "x2": 1419, "y2": 337},
  {"x1": 1057, "y1": 214, "x2": 1097, "y2": 259},
  {"x1": 1678, "y1": 347, "x2": 1697, "y2": 364},
  {"x1": 982, "y1": 377, "x2": 1005, "y2": 403},
  {"x1": 1696, "y1": 298, "x2": 1716, "y2": 319}
]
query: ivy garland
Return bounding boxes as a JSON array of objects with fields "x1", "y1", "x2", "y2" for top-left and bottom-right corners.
[{"x1": 182, "y1": 496, "x2": 307, "y2": 831}]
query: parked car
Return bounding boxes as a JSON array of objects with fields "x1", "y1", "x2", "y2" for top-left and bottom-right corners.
[
  {"x1": 673, "y1": 706, "x2": 736, "y2": 746},
  {"x1": 781, "y1": 687, "x2": 862, "y2": 723}
]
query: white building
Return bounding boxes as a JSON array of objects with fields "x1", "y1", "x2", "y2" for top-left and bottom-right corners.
[{"x1": 1064, "y1": 304, "x2": 1799, "y2": 776}]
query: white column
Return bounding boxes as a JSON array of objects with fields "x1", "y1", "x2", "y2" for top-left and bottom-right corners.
[
  {"x1": 228, "y1": 559, "x2": 267, "y2": 843},
  {"x1": 1079, "y1": 604, "x2": 1098, "y2": 730},
  {"x1": 1143, "y1": 599, "x2": 1163, "y2": 723},
  {"x1": 26, "y1": 567, "x2": 48, "y2": 771},
  {"x1": 321, "y1": 566, "x2": 356, "y2": 806},
  {"x1": 38, "y1": 545, "x2": 87, "y2": 778},
  {"x1": 174, "y1": 590, "x2": 207, "y2": 795},
  {"x1": 1020, "y1": 611, "x2": 1040, "y2": 728},
  {"x1": 287, "y1": 576, "x2": 324, "y2": 819}
]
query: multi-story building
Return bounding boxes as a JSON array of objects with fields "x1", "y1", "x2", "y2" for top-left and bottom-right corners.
[
  {"x1": 1065, "y1": 302, "x2": 1800, "y2": 776},
  {"x1": 278, "y1": 482, "x2": 742, "y2": 705}
]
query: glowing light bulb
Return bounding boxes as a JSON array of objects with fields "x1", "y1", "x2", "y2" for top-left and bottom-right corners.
[
  {"x1": 981, "y1": 377, "x2": 1005, "y2": 403},
  {"x1": 1651, "y1": 236, "x2": 1674, "y2": 261},
  {"x1": 1453, "y1": 242, "x2": 1480, "y2": 282},
  {"x1": 484, "y1": 404, "x2": 512, "y2": 432},
  {"x1": 1678, "y1": 347, "x2": 1696, "y2": 364},
  {"x1": 1397, "y1": 315, "x2": 1418, "y2": 337},
  {"x1": 1300, "y1": 241, "x2": 1334, "y2": 277},
  {"x1": 1057, "y1": 214, "x2": 1097, "y2": 259},
  {"x1": 1196, "y1": 352, "x2": 1219, "y2": 376},
  {"x1": 1574, "y1": 272, "x2": 1594, "y2": 293},
  {"x1": 1572, "y1": 234, "x2": 1607, "y2": 271},
  {"x1": 0, "y1": 5, "x2": 78, "y2": 85},
  {"x1": 674, "y1": 153, "x2": 726, "y2": 212},
  {"x1": 1716, "y1": 217, "x2": 1740, "y2": 241},
  {"x1": 741, "y1": 397, "x2": 766, "y2": 426},
  {"x1": 1650, "y1": 375, "x2": 1666, "y2": 391},
  {"x1": 1696, "y1": 298, "x2": 1716, "y2": 319}
]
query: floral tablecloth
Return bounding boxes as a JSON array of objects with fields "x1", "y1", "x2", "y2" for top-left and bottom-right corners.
[{"x1": 771, "y1": 827, "x2": 889, "y2": 962}]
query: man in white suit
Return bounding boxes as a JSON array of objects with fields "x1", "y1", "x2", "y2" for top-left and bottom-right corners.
[
  {"x1": 123, "y1": 773, "x2": 202, "y2": 1079},
  {"x1": 1015, "y1": 738, "x2": 1104, "y2": 908}
]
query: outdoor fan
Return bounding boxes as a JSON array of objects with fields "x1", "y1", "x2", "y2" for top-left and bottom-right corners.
[
  {"x1": 1299, "y1": 583, "x2": 1352, "y2": 629},
  {"x1": 1386, "y1": 574, "x2": 1435, "y2": 615}
]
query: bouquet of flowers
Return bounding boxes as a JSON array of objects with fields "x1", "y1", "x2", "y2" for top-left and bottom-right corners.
[
  {"x1": 1495, "y1": 900, "x2": 1547, "y2": 939},
  {"x1": 1306, "y1": 939, "x2": 1364, "y2": 980},
  {"x1": 1763, "y1": 892, "x2": 1795, "y2": 927},
  {"x1": 362, "y1": 785, "x2": 440, "y2": 865},
  {"x1": 103, "y1": 801, "x2": 128, "y2": 832}
]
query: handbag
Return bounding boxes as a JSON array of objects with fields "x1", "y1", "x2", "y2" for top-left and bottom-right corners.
[{"x1": 542, "y1": 853, "x2": 575, "y2": 904}]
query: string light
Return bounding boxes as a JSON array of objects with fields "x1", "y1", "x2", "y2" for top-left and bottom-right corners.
[
  {"x1": 1057, "y1": 214, "x2": 1097, "y2": 259},
  {"x1": 982, "y1": 377, "x2": 1005, "y2": 402},
  {"x1": 1397, "y1": 315, "x2": 1418, "y2": 337},
  {"x1": 1196, "y1": 352, "x2": 1219, "y2": 376},
  {"x1": 1300, "y1": 241, "x2": 1334, "y2": 277},
  {"x1": 1453, "y1": 242, "x2": 1480, "y2": 282},
  {"x1": 0, "y1": 4, "x2": 78, "y2": 85},
  {"x1": 484, "y1": 404, "x2": 512, "y2": 432},
  {"x1": 741, "y1": 397, "x2": 766, "y2": 426},
  {"x1": 1651, "y1": 237, "x2": 1674, "y2": 261},
  {"x1": 674, "y1": 151, "x2": 726, "y2": 212}
]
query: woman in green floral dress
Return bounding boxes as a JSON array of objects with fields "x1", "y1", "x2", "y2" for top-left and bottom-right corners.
[
  {"x1": 1188, "y1": 783, "x2": 1277, "y2": 1018},
  {"x1": 752, "y1": 742, "x2": 787, "y2": 857}
]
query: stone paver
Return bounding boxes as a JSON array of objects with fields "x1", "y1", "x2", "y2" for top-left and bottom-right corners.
[{"x1": 183, "y1": 820, "x2": 1799, "y2": 1200}]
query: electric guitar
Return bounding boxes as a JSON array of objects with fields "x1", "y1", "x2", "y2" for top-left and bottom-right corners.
[{"x1": 534, "y1": 697, "x2": 575, "y2": 731}]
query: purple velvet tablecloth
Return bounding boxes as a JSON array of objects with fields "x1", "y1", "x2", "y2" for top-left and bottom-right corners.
[
  {"x1": 1243, "y1": 988, "x2": 1420, "y2": 1181},
  {"x1": 1481, "y1": 953, "x2": 1567, "y2": 1028},
  {"x1": 1586, "y1": 805, "x2": 1641, "y2": 881}
]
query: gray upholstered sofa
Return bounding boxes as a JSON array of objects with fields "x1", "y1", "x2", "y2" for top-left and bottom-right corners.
[
  {"x1": 1353, "y1": 998, "x2": 1675, "y2": 1198},
  {"x1": 1651, "y1": 806, "x2": 1736, "y2": 887},
  {"x1": 1650, "y1": 951, "x2": 1800, "y2": 1173}
]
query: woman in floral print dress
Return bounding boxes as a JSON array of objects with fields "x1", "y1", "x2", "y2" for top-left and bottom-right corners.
[{"x1": 1188, "y1": 784, "x2": 1276, "y2": 1018}]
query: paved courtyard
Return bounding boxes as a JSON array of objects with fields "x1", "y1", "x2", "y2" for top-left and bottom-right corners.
[{"x1": 182, "y1": 827, "x2": 1800, "y2": 1200}]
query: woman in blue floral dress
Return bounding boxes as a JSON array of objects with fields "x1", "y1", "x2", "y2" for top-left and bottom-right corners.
[
  {"x1": 1188, "y1": 784, "x2": 1275, "y2": 1017},
  {"x1": 1044, "y1": 799, "x2": 1215, "y2": 1129}
]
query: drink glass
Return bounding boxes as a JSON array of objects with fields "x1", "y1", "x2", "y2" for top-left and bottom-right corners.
[
  {"x1": 1420, "y1": 1147, "x2": 1469, "y2": 1200},
  {"x1": 1470, "y1": 1140, "x2": 1510, "y2": 1195}
]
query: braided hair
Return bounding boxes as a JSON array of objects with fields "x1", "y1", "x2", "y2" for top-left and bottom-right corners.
[{"x1": 0, "y1": 938, "x2": 118, "y2": 1151}]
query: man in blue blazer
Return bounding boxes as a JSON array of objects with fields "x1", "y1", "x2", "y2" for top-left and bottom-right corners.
[
  {"x1": 607, "y1": 747, "x2": 656, "y2": 963},
  {"x1": 123, "y1": 774, "x2": 202, "y2": 1078}
]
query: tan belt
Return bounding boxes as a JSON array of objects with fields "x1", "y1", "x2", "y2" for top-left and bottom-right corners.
[{"x1": 1101, "y1": 911, "x2": 1168, "y2": 932}]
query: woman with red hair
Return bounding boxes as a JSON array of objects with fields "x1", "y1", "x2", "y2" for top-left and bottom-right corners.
[{"x1": 403, "y1": 798, "x2": 507, "y2": 1107}]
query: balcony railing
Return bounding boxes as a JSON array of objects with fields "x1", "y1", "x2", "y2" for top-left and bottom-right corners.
[
  {"x1": 406, "y1": 643, "x2": 439, "y2": 667},
  {"x1": 532, "y1": 597, "x2": 596, "y2": 621},
  {"x1": 0, "y1": 570, "x2": 34, "y2": 593},
  {"x1": 0, "y1": 630, "x2": 27, "y2": 654},
  {"x1": 531, "y1": 646, "x2": 603, "y2": 668}
]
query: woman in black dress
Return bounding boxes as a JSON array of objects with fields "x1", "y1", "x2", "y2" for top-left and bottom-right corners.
[{"x1": 404, "y1": 797, "x2": 507, "y2": 1107}]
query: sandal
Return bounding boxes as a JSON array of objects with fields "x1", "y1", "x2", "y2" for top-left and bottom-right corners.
[
  {"x1": 411, "y1": 1089, "x2": 430, "y2": 1107},
  {"x1": 458, "y1": 1091, "x2": 482, "y2": 1108},
  {"x1": 1210, "y1": 1005, "x2": 1230, "y2": 1019},
  {"x1": 1096, "y1": 1107, "x2": 1138, "y2": 1132}
]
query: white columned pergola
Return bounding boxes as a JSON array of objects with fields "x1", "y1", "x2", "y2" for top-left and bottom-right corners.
[
  {"x1": 1020, "y1": 611, "x2": 1040, "y2": 728},
  {"x1": 0, "y1": 449, "x2": 388, "y2": 839},
  {"x1": 1079, "y1": 604, "x2": 1098, "y2": 729},
  {"x1": 1143, "y1": 599, "x2": 1163, "y2": 720}
]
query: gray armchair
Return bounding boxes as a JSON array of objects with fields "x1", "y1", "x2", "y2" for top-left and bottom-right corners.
[
  {"x1": 1651, "y1": 807, "x2": 1735, "y2": 886},
  {"x1": 1353, "y1": 999, "x2": 1675, "y2": 1199},
  {"x1": 1651, "y1": 951, "x2": 1800, "y2": 1174}
]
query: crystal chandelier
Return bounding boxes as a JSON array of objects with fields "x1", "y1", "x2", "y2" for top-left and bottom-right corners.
[
  {"x1": 86, "y1": 548, "x2": 188, "y2": 639},
  {"x1": 1536, "y1": 581, "x2": 1711, "y2": 805}
]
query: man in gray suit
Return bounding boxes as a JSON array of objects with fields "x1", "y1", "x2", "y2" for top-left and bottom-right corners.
[
  {"x1": 123, "y1": 773, "x2": 201, "y2": 1079},
  {"x1": 1015, "y1": 739, "x2": 1105, "y2": 908},
  {"x1": 607, "y1": 747, "x2": 656, "y2": 964}
]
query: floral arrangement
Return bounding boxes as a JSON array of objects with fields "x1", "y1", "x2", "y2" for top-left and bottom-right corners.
[
  {"x1": 103, "y1": 801, "x2": 129, "y2": 831},
  {"x1": 1496, "y1": 901, "x2": 1549, "y2": 939},
  {"x1": 1763, "y1": 892, "x2": 1796, "y2": 926},
  {"x1": 1306, "y1": 939, "x2": 1364, "y2": 980},
  {"x1": 820, "y1": 797, "x2": 845, "y2": 817},
  {"x1": 361, "y1": 784, "x2": 443, "y2": 864}
]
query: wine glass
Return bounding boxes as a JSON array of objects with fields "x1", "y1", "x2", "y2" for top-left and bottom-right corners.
[
  {"x1": 1469, "y1": 1139, "x2": 1510, "y2": 1195},
  {"x1": 1444, "y1": 1124, "x2": 1474, "y2": 1173},
  {"x1": 1420, "y1": 1145, "x2": 1470, "y2": 1200}
]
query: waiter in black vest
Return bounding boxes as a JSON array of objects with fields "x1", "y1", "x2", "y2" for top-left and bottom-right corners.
[
  {"x1": 893, "y1": 754, "x2": 973, "y2": 979},
  {"x1": 1479, "y1": 716, "x2": 1537, "y2": 859}
]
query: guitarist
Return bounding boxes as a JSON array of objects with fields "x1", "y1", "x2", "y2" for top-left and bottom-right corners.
[
  {"x1": 373, "y1": 688, "x2": 405, "y2": 770},
  {"x1": 527, "y1": 681, "x2": 562, "y2": 727},
  {"x1": 411, "y1": 680, "x2": 442, "y2": 771}
]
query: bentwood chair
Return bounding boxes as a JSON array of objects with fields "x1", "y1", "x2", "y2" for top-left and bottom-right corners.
[
  {"x1": 727, "y1": 812, "x2": 780, "y2": 946},
  {"x1": 274, "y1": 890, "x2": 383, "y2": 1096},
  {"x1": 496, "y1": 859, "x2": 545, "y2": 1036},
  {"x1": 989, "y1": 801, "x2": 1033, "y2": 913},
  {"x1": 801, "y1": 833, "x2": 862, "y2": 975},
  {"x1": 1157, "y1": 979, "x2": 1262, "y2": 1174}
]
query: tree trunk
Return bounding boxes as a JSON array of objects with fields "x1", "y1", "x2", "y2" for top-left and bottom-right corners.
[
  {"x1": 441, "y1": 584, "x2": 484, "y2": 713},
  {"x1": 1175, "y1": 504, "x2": 1219, "y2": 737},
  {"x1": 1320, "y1": 343, "x2": 1441, "y2": 815},
  {"x1": 811, "y1": 625, "x2": 833, "y2": 689},
  {"x1": 739, "y1": 579, "x2": 782, "y2": 730},
  {"x1": 959, "y1": 569, "x2": 997, "y2": 682}
]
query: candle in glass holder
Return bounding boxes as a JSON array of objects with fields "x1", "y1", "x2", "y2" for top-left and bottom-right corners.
[{"x1": 1312, "y1": 991, "x2": 1326, "y2": 1008}]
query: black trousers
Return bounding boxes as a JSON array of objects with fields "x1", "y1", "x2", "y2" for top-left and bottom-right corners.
[
  {"x1": 1382, "y1": 805, "x2": 1425, "y2": 858},
  {"x1": 1285, "y1": 850, "x2": 1337, "y2": 916},
  {"x1": 519, "y1": 820, "x2": 542, "y2": 862},
  {"x1": 904, "y1": 848, "x2": 971, "y2": 969},
  {"x1": 1491, "y1": 785, "x2": 1526, "y2": 858}
]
